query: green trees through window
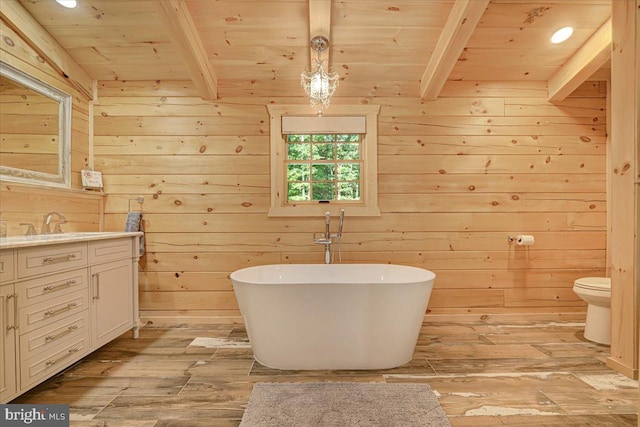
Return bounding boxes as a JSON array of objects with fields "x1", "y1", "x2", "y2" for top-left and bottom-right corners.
[{"x1": 286, "y1": 134, "x2": 362, "y2": 202}]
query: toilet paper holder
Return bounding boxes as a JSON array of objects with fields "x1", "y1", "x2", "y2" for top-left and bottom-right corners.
[{"x1": 507, "y1": 235, "x2": 535, "y2": 245}]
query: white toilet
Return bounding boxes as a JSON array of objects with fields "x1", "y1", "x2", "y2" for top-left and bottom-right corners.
[{"x1": 572, "y1": 277, "x2": 611, "y2": 345}]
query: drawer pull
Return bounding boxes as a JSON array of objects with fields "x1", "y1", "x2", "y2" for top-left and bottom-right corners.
[
  {"x1": 42, "y1": 253, "x2": 77, "y2": 264},
  {"x1": 5, "y1": 293, "x2": 18, "y2": 331},
  {"x1": 45, "y1": 325, "x2": 79, "y2": 343},
  {"x1": 43, "y1": 280, "x2": 77, "y2": 292},
  {"x1": 44, "y1": 302, "x2": 78, "y2": 317},
  {"x1": 45, "y1": 347, "x2": 79, "y2": 366},
  {"x1": 93, "y1": 273, "x2": 101, "y2": 300}
]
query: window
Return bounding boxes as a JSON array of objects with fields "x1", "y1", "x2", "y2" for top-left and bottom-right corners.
[
  {"x1": 286, "y1": 133, "x2": 362, "y2": 202},
  {"x1": 267, "y1": 105, "x2": 381, "y2": 217}
]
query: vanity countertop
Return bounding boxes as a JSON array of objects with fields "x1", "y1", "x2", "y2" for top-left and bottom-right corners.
[{"x1": 0, "y1": 231, "x2": 143, "y2": 249}]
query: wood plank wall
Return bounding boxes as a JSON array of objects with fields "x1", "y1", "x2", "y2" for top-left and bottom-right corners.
[
  {"x1": 95, "y1": 79, "x2": 607, "y2": 322},
  {"x1": 0, "y1": 20, "x2": 103, "y2": 234}
]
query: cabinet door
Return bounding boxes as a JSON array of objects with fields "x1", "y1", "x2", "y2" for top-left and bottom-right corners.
[
  {"x1": 90, "y1": 259, "x2": 133, "y2": 348},
  {"x1": 0, "y1": 284, "x2": 17, "y2": 402}
]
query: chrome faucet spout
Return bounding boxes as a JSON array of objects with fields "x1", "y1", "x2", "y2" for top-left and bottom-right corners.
[{"x1": 41, "y1": 211, "x2": 67, "y2": 234}]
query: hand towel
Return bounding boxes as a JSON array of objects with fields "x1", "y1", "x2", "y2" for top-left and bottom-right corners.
[{"x1": 125, "y1": 212, "x2": 145, "y2": 256}]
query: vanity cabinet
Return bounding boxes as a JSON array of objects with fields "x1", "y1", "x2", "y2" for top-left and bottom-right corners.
[{"x1": 0, "y1": 233, "x2": 141, "y2": 403}]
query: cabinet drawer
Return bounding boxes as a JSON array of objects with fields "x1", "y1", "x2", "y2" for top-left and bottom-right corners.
[
  {"x1": 18, "y1": 290, "x2": 88, "y2": 334},
  {"x1": 18, "y1": 243, "x2": 87, "y2": 279},
  {"x1": 89, "y1": 238, "x2": 132, "y2": 264},
  {"x1": 19, "y1": 311, "x2": 89, "y2": 360},
  {"x1": 0, "y1": 250, "x2": 15, "y2": 284},
  {"x1": 16, "y1": 269, "x2": 88, "y2": 308},
  {"x1": 20, "y1": 333, "x2": 89, "y2": 390}
]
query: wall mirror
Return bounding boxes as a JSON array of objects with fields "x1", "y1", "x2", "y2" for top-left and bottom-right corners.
[{"x1": 0, "y1": 61, "x2": 71, "y2": 188}]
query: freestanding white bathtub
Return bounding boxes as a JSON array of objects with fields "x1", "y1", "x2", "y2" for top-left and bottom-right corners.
[{"x1": 230, "y1": 264, "x2": 436, "y2": 370}]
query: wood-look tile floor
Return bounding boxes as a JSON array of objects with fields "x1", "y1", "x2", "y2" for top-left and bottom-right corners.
[{"x1": 12, "y1": 320, "x2": 638, "y2": 426}]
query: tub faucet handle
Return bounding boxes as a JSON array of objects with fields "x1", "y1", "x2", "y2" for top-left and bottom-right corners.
[
  {"x1": 337, "y1": 209, "x2": 345, "y2": 237},
  {"x1": 325, "y1": 211, "x2": 331, "y2": 239}
]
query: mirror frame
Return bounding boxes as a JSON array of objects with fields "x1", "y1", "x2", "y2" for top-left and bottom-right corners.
[{"x1": 0, "y1": 61, "x2": 72, "y2": 188}]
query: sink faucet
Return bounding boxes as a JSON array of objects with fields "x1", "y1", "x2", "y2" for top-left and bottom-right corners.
[
  {"x1": 41, "y1": 212, "x2": 67, "y2": 234},
  {"x1": 313, "y1": 210, "x2": 345, "y2": 264}
]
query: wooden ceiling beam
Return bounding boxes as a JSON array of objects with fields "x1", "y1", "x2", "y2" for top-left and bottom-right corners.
[
  {"x1": 308, "y1": 0, "x2": 332, "y2": 67},
  {"x1": 420, "y1": 0, "x2": 489, "y2": 100},
  {"x1": 0, "y1": 0, "x2": 94, "y2": 100},
  {"x1": 155, "y1": 0, "x2": 217, "y2": 100},
  {"x1": 547, "y1": 18, "x2": 611, "y2": 103}
]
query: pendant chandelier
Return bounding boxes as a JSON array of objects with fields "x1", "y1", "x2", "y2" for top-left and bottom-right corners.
[{"x1": 300, "y1": 36, "x2": 339, "y2": 109}]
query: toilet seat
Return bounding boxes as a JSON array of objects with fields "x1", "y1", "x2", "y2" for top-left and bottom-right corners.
[{"x1": 574, "y1": 277, "x2": 611, "y2": 292}]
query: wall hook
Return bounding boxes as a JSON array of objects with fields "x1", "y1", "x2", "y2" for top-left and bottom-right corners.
[{"x1": 128, "y1": 197, "x2": 144, "y2": 212}]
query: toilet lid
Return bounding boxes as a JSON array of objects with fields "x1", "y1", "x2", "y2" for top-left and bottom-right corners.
[{"x1": 574, "y1": 277, "x2": 611, "y2": 291}]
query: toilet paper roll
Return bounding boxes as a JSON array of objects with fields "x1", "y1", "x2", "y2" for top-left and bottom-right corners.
[{"x1": 516, "y1": 235, "x2": 535, "y2": 246}]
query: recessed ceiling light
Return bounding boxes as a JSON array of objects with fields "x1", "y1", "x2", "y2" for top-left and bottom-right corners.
[
  {"x1": 551, "y1": 26, "x2": 574, "y2": 44},
  {"x1": 55, "y1": 0, "x2": 78, "y2": 8}
]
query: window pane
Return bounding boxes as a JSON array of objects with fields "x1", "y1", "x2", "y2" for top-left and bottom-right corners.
[
  {"x1": 311, "y1": 134, "x2": 335, "y2": 142},
  {"x1": 338, "y1": 163, "x2": 360, "y2": 180},
  {"x1": 337, "y1": 143, "x2": 360, "y2": 160},
  {"x1": 312, "y1": 182, "x2": 335, "y2": 200},
  {"x1": 312, "y1": 163, "x2": 336, "y2": 181},
  {"x1": 337, "y1": 134, "x2": 360, "y2": 142},
  {"x1": 287, "y1": 143, "x2": 310, "y2": 160},
  {"x1": 312, "y1": 143, "x2": 335, "y2": 160},
  {"x1": 287, "y1": 163, "x2": 310, "y2": 181},
  {"x1": 338, "y1": 182, "x2": 360, "y2": 200},
  {"x1": 288, "y1": 182, "x2": 310, "y2": 201},
  {"x1": 287, "y1": 134, "x2": 310, "y2": 142}
]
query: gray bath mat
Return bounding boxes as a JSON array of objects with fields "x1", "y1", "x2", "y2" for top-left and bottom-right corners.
[{"x1": 240, "y1": 382, "x2": 451, "y2": 426}]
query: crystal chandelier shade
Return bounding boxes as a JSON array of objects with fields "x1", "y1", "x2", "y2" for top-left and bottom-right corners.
[{"x1": 301, "y1": 36, "x2": 339, "y2": 109}]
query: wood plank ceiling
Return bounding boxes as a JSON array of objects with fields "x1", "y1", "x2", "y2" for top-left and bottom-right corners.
[{"x1": 14, "y1": 0, "x2": 612, "y2": 101}]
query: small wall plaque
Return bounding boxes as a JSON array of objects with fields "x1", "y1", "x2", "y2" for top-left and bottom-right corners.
[{"x1": 81, "y1": 170, "x2": 103, "y2": 190}]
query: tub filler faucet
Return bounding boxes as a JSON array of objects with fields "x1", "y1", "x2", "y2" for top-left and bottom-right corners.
[{"x1": 313, "y1": 209, "x2": 345, "y2": 264}]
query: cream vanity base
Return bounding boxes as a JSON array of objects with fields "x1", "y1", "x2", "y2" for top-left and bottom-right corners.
[{"x1": 0, "y1": 232, "x2": 142, "y2": 403}]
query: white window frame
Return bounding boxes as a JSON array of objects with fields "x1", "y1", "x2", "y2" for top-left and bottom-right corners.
[{"x1": 267, "y1": 104, "x2": 381, "y2": 217}]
